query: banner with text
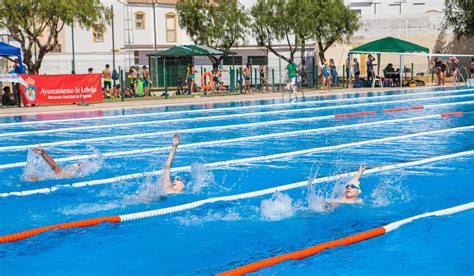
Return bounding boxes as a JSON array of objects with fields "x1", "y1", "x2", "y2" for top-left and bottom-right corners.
[{"x1": 20, "y1": 74, "x2": 103, "y2": 105}]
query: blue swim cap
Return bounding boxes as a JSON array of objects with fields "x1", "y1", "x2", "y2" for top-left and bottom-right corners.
[{"x1": 171, "y1": 175, "x2": 189, "y2": 187}]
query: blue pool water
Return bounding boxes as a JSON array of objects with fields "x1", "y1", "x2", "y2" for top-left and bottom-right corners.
[{"x1": 0, "y1": 87, "x2": 473, "y2": 274}]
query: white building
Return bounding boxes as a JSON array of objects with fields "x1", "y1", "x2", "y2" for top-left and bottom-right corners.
[{"x1": 4, "y1": 0, "x2": 470, "y2": 84}]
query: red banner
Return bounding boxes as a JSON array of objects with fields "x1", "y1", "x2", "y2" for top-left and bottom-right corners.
[{"x1": 20, "y1": 74, "x2": 103, "y2": 105}]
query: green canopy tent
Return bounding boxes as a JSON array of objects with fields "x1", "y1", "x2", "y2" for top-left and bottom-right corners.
[
  {"x1": 348, "y1": 36, "x2": 429, "y2": 87},
  {"x1": 147, "y1": 45, "x2": 236, "y2": 95}
]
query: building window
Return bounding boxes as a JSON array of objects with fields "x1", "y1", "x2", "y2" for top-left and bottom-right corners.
[
  {"x1": 165, "y1": 12, "x2": 177, "y2": 43},
  {"x1": 135, "y1": 12, "x2": 145, "y2": 30},
  {"x1": 92, "y1": 24, "x2": 105, "y2": 43},
  {"x1": 248, "y1": 56, "x2": 268, "y2": 65},
  {"x1": 223, "y1": 56, "x2": 243, "y2": 65}
]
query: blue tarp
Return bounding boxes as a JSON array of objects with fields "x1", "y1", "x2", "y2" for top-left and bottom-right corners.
[{"x1": 0, "y1": 42, "x2": 23, "y2": 66}]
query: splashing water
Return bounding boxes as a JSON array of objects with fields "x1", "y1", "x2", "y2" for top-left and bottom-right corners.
[
  {"x1": 21, "y1": 149, "x2": 56, "y2": 181},
  {"x1": 112, "y1": 153, "x2": 170, "y2": 205},
  {"x1": 302, "y1": 163, "x2": 342, "y2": 212},
  {"x1": 371, "y1": 173, "x2": 411, "y2": 207},
  {"x1": 304, "y1": 165, "x2": 329, "y2": 212},
  {"x1": 306, "y1": 189, "x2": 330, "y2": 213},
  {"x1": 60, "y1": 175, "x2": 162, "y2": 216},
  {"x1": 21, "y1": 146, "x2": 104, "y2": 181},
  {"x1": 189, "y1": 162, "x2": 215, "y2": 194},
  {"x1": 260, "y1": 192, "x2": 295, "y2": 221},
  {"x1": 128, "y1": 174, "x2": 166, "y2": 203},
  {"x1": 304, "y1": 179, "x2": 343, "y2": 213},
  {"x1": 73, "y1": 145, "x2": 104, "y2": 178}
]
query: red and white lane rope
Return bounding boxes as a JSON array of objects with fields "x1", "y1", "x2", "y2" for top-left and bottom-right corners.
[
  {"x1": 0, "y1": 99, "x2": 472, "y2": 152},
  {"x1": 1, "y1": 125, "x2": 472, "y2": 198},
  {"x1": 0, "y1": 150, "x2": 473, "y2": 243},
  {"x1": 218, "y1": 202, "x2": 474, "y2": 275},
  {"x1": 2, "y1": 87, "x2": 472, "y2": 126},
  {"x1": 1, "y1": 93, "x2": 472, "y2": 138},
  {"x1": 0, "y1": 108, "x2": 470, "y2": 169}
]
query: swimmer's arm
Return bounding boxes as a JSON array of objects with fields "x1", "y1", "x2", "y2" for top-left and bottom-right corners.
[
  {"x1": 351, "y1": 165, "x2": 366, "y2": 183},
  {"x1": 32, "y1": 146, "x2": 62, "y2": 174},
  {"x1": 163, "y1": 133, "x2": 180, "y2": 187},
  {"x1": 327, "y1": 198, "x2": 364, "y2": 205},
  {"x1": 326, "y1": 199, "x2": 343, "y2": 206}
]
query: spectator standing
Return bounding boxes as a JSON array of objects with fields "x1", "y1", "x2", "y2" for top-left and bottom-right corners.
[
  {"x1": 432, "y1": 51, "x2": 447, "y2": 86},
  {"x1": 244, "y1": 63, "x2": 251, "y2": 94},
  {"x1": 143, "y1": 65, "x2": 150, "y2": 96},
  {"x1": 88, "y1": 68, "x2": 94, "y2": 74},
  {"x1": 186, "y1": 64, "x2": 196, "y2": 94},
  {"x1": 128, "y1": 66, "x2": 138, "y2": 96},
  {"x1": 2, "y1": 86, "x2": 15, "y2": 106},
  {"x1": 286, "y1": 58, "x2": 299, "y2": 95},
  {"x1": 345, "y1": 58, "x2": 350, "y2": 82},
  {"x1": 353, "y1": 58, "x2": 360, "y2": 84},
  {"x1": 12, "y1": 59, "x2": 25, "y2": 107},
  {"x1": 259, "y1": 64, "x2": 270, "y2": 93},
  {"x1": 211, "y1": 69, "x2": 219, "y2": 93},
  {"x1": 329, "y1": 59, "x2": 338, "y2": 87},
  {"x1": 102, "y1": 64, "x2": 112, "y2": 98},
  {"x1": 449, "y1": 56, "x2": 459, "y2": 85},
  {"x1": 218, "y1": 62, "x2": 224, "y2": 80},
  {"x1": 321, "y1": 59, "x2": 331, "y2": 93},
  {"x1": 366, "y1": 54, "x2": 375, "y2": 81}
]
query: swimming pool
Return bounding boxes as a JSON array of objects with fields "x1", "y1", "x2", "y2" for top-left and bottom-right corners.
[{"x1": 0, "y1": 87, "x2": 473, "y2": 274}]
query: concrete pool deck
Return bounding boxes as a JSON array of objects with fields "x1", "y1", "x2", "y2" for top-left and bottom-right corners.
[{"x1": 0, "y1": 84, "x2": 463, "y2": 117}]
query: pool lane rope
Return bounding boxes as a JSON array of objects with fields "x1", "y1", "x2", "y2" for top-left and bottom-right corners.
[
  {"x1": 0, "y1": 150, "x2": 473, "y2": 243},
  {"x1": 2, "y1": 87, "x2": 472, "y2": 127},
  {"x1": 1, "y1": 93, "x2": 473, "y2": 138},
  {"x1": 218, "y1": 202, "x2": 474, "y2": 276},
  {"x1": 0, "y1": 99, "x2": 472, "y2": 153},
  {"x1": 1, "y1": 125, "x2": 473, "y2": 198},
  {"x1": 0, "y1": 108, "x2": 471, "y2": 170}
]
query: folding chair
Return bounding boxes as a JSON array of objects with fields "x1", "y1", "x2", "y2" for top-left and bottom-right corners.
[{"x1": 371, "y1": 71, "x2": 383, "y2": 88}]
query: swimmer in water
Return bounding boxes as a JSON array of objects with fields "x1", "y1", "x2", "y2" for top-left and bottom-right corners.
[
  {"x1": 328, "y1": 165, "x2": 366, "y2": 205},
  {"x1": 28, "y1": 145, "x2": 81, "y2": 181},
  {"x1": 161, "y1": 133, "x2": 187, "y2": 194}
]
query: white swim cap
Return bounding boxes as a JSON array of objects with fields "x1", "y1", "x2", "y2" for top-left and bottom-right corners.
[{"x1": 348, "y1": 179, "x2": 362, "y2": 194}]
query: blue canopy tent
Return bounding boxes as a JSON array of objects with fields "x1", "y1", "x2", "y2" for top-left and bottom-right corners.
[
  {"x1": 0, "y1": 42, "x2": 25, "y2": 107},
  {"x1": 0, "y1": 42, "x2": 23, "y2": 66}
]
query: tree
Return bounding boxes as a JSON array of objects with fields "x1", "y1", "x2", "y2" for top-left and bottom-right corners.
[
  {"x1": 287, "y1": 0, "x2": 317, "y2": 80},
  {"x1": 311, "y1": 0, "x2": 359, "y2": 62},
  {"x1": 0, "y1": 0, "x2": 110, "y2": 74},
  {"x1": 444, "y1": 0, "x2": 474, "y2": 39},
  {"x1": 251, "y1": 0, "x2": 299, "y2": 64},
  {"x1": 251, "y1": 0, "x2": 359, "y2": 74},
  {"x1": 176, "y1": 0, "x2": 248, "y2": 67}
]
